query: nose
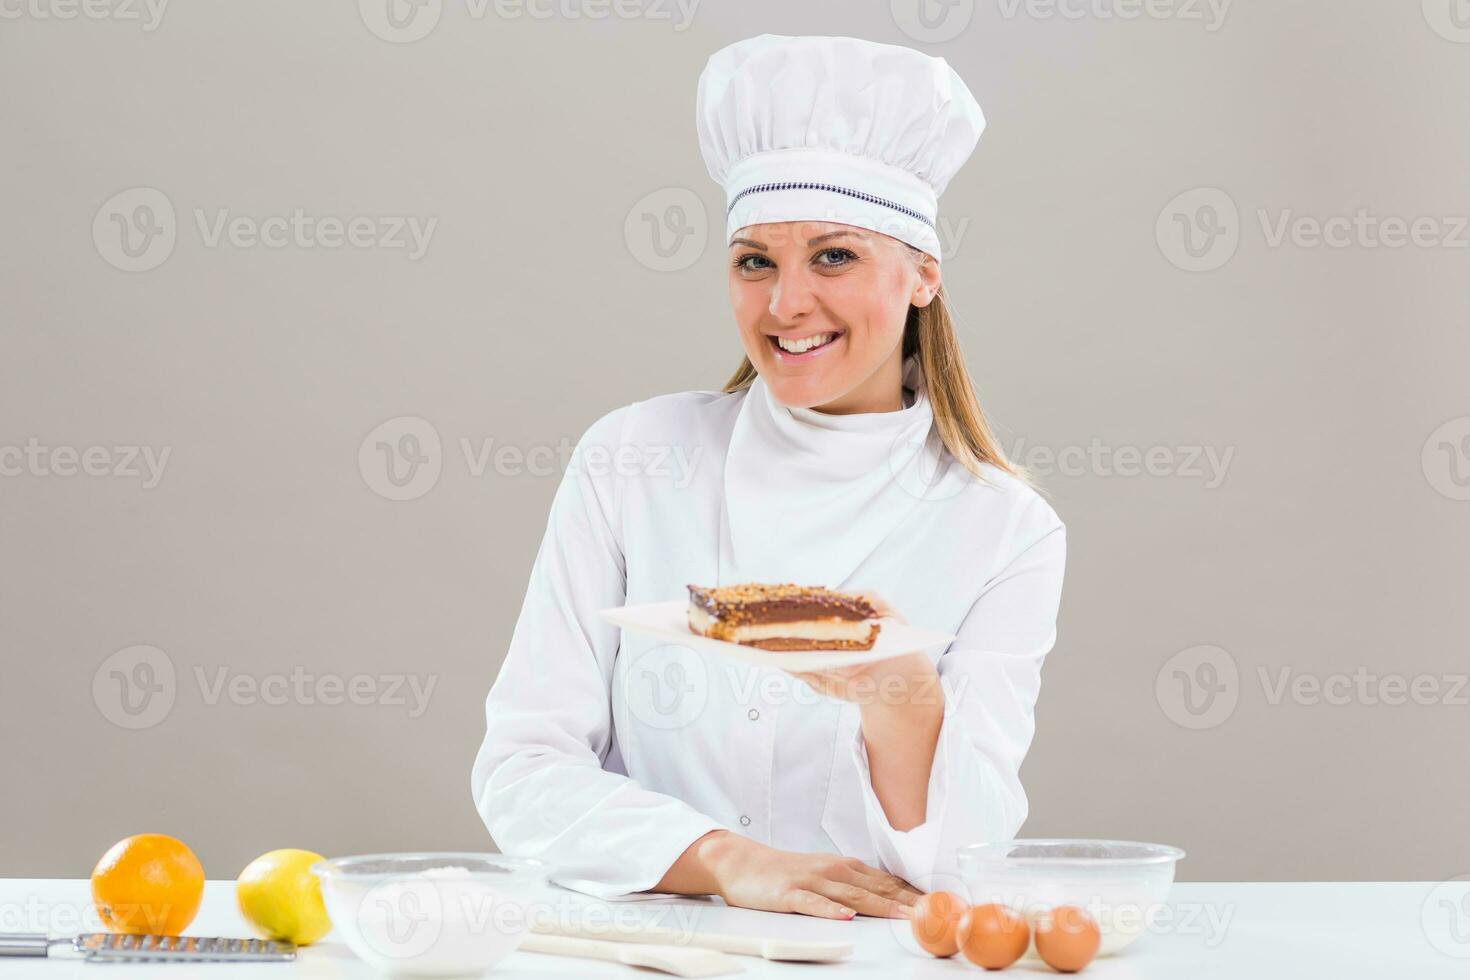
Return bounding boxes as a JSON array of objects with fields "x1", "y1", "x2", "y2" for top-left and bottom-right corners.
[{"x1": 767, "y1": 267, "x2": 818, "y2": 323}]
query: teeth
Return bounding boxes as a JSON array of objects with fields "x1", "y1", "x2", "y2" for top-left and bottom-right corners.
[{"x1": 776, "y1": 332, "x2": 835, "y2": 354}]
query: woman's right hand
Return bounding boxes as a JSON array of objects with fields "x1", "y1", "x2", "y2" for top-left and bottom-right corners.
[{"x1": 657, "y1": 830, "x2": 921, "y2": 919}]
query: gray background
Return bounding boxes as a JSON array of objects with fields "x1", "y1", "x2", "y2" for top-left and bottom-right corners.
[{"x1": 3, "y1": 0, "x2": 1467, "y2": 883}]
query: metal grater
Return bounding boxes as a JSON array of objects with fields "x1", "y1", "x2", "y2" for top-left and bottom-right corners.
[{"x1": 0, "y1": 932, "x2": 296, "y2": 962}]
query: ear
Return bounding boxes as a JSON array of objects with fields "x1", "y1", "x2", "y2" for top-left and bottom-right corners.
[{"x1": 911, "y1": 254, "x2": 942, "y2": 308}]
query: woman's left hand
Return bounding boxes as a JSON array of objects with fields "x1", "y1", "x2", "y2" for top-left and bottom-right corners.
[
  {"x1": 787, "y1": 591, "x2": 941, "y2": 708},
  {"x1": 787, "y1": 650, "x2": 939, "y2": 706}
]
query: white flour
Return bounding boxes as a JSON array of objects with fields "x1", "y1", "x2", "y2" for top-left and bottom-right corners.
[{"x1": 330, "y1": 865, "x2": 534, "y2": 977}]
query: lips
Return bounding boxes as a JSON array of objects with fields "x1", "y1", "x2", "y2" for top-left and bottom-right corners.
[{"x1": 767, "y1": 330, "x2": 844, "y2": 362}]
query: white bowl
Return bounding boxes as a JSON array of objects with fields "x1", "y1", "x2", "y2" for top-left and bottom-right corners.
[
  {"x1": 312, "y1": 852, "x2": 551, "y2": 977},
  {"x1": 956, "y1": 839, "x2": 1185, "y2": 956}
]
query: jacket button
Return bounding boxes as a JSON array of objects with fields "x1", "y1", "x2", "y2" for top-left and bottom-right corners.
[
  {"x1": 747, "y1": 708, "x2": 760, "y2": 721},
  {"x1": 739, "y1": 815, "x2": 751, "y2": 827}
]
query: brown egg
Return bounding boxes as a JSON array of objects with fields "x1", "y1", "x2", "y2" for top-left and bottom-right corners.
[
  {"x1": 957, "y1": 903, "x2": 1030, "y2": 970},
  {"x1": 1034, "y1": 905, "x2": 1101, "y2": 973},
  {"x1": 910, "y1": 891, "x2": 968, "y2": 957}
]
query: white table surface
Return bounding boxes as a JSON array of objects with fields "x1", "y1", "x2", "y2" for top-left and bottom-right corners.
[{"x1": 2, "y1": 878, "x2": 1466, "y2": 978}]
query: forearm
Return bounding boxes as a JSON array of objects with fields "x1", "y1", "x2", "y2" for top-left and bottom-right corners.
[{"x1": 857, "y1": 677, "x2": 945, "y2": 831}]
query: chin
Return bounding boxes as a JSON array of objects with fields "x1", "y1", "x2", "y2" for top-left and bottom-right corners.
[{"x1": 760, "y1": 371, "x2": 838, "y2": 409}]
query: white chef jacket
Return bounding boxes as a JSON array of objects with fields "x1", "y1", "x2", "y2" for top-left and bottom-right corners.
[{"x1": 471, "y1": 357, "x2": 1066, "y2": 898}]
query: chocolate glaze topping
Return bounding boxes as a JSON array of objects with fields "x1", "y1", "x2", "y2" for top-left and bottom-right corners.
[{"x1": 686, "y1": 582, "x2": 877, "y2": 625}]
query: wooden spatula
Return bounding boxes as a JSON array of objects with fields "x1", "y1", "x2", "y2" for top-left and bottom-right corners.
[
  {"x1": 531, "y1": 919, "x2": 852, "y2": 962},
  {"x1": 519, "y1": 933, "x2": 743, "y2": 977}
]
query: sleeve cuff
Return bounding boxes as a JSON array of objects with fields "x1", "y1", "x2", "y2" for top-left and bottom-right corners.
[{"x1": 546, "y1": 810, "x2": 729, "y2": 900}]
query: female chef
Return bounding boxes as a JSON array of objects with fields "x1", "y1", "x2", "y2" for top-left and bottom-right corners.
[{"x1": 472, "y1": 34, "x2": 1066, "y2": 921}]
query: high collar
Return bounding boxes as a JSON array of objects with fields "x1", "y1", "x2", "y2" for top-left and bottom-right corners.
[
  {"x1": 781, "y1": 355, "x2": 928, "y2": 432},
  {"x1": 717, "y1": 355, "x2": 940, "y2": 589}
]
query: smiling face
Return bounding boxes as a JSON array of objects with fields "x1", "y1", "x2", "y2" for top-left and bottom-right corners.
[{"x1": 728, "y1": 221, "x2": 942, "y2": 414}]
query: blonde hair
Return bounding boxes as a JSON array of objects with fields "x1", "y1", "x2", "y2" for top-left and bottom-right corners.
[{"x1": 719, "y1": 257, "x2": 1025, "y2": 484}]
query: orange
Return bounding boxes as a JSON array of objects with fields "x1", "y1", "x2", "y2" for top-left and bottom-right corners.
[{"x1": 91, "y1": 834, "x2": 205, "y2": 935}]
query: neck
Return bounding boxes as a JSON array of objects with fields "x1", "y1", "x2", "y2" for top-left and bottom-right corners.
[{"x1": 811, "y1": 348, "x2": 907, "y2": 415}]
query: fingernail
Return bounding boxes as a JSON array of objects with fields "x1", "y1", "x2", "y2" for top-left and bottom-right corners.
[
  {"x1": 897, "y1": 905, "x2": 913, "y2": 918},
  {"x1": 840, "y1": 907, "x2": 855, "y2": 918}
]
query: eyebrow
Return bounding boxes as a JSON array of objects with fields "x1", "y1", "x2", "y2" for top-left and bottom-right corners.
[{"x1": 729, "y1": 230, "x2": 870, "y2": 250}]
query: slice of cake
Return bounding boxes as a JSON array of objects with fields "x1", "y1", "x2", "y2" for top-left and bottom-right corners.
[{"x1": 685, "y1": 582, "x2": 880, "y2": 651}]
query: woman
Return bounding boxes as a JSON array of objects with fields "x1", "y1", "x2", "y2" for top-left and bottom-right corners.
[{"x1": 472, "y1": 34, "x2": 1066, "y2": 921}]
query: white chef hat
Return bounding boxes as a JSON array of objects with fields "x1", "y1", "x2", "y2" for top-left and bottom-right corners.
[{"x1": 696, "y1": 34, "x2": 985, "y2": 261}]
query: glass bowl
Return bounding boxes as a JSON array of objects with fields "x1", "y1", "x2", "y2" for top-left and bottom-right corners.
[
  {"x1": 956, "y1": 839, "x2": 1185, "y2": 956},
  {"x1": 312, "y1": 852, "x2": 552, "y2": 977}
]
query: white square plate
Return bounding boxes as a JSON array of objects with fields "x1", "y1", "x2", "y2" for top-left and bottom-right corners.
[{"x1": 598, "y1": 599, "x2": 957, "y2": 671}]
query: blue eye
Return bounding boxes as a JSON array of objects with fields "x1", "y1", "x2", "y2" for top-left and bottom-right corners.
[
  {"x1": 815, "y1": 248, "x2": 857, "y2": 267},
  {"x1": 733, "y1": 253, "x2": 772, "y2": 271},
  {"x1": 732, "y1": 248, "x2": 858, "y2": 272}
]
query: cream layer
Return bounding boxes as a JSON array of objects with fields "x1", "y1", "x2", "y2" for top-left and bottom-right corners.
[{"x1": 687, "y1": 604, "x2": 874, "y2": 642}]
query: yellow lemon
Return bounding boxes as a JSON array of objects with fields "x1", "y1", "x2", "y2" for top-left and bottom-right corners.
[{"x1": 236, "y1": 849, "x2": 332, "y2": 946}]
